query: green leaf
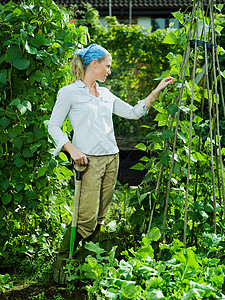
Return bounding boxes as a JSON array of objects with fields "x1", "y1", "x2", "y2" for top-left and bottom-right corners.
[
  {"x1": 147, "y1": 227, "x2": 161, "y2": 242},
  {"x1": 163, "y1": 32, "x2": 177, "y2": 45},
  {"x1": 36, "y1": 50, "x2": 48, "y2": 60},
  {"x1": 102, "y1": 289, "x2": 118, "y2": 300},
  {"x1": 193, "y1": 115, "x2": 203, "y2": 124},
  {"x1": 15, "y1": 184, "x2": 24, "y2": 192},
  {"x1": 28, "y1": 201, "x2": 39, "y2": 208},
  {"x1": 199, "y1": 210, "x2": 208, "y2": 220},
  {"x1": 58, "y1": 166, "x2": 73, "y2": 177},
  {"x1": 0, "y1": 179, "x2": 10, "y2": 191},
  {"x1": 193, "y1": 201, "x2": 204, "y2": 211},
  {"x1": 216, "y1": 25, "x2": 223, "y2": 33},
  {"x1": 192, "y1": 151, "x2": 206, "y2": 162},
  {"x1": 10, "y1": 98, "x2": 21, "y2": 106},
  {"x1": 166, "y1": 52, "x2": 175, "y2": 60},
  {"x1": 135, "y1": 143, "x2": 147, "y2": 151},
  {"x1": 0, "y1": 117, "x2": 10, "y2": 129},
  {"x1": 22, "y1": 101, "x2": 32, "y2": 111},
  {"x1": 25, "y1": 191, "x2": 39, "y2": 199},
  {"x1": 5, "y1": 46, "x2": 21, "y2": 63},
  {"x1": 14, "y1": 193, "x2": 23, "y2": 203},
  {"x1": 177, "y1": 132, "x2": 186, "y2": 144},
  {"x1": 43, "y1": 56, "x2": 51, "y2": 66},
  {"x1": 139, "y1": 192, "x2": 150, "y2": 204},
  {"x1": 140, "y1": 156, "x2": 149, "y2": 162},
  {"x1": 22, "y1": 148, "x2": 33, "y2": 158},
  {"x1": 85, "y1": 241, "x2": 105, "y2": 258},
  {"x1": 2, "y1": 194, "x2": 12, "y2": 205},
  {"x1": 159, "y1": 153, "x2": 170, "y2": 166},
  {"x1": 52, "y1": 42, "x2": 61, "y2": 48},
  {"x1": 49, "y1": 158, "x2": 57, "y2": 170},
  {"x1": 44, "y1": 0, "x2": 54, "y2": 6},
  {"x1": 37, "y1": 167, "x2": 47, "y2": 178},
  {"x1": 145, "y1": 131, "x2": 162, "y2": 142},
  {"x1": 0, "y1": 133, "x2": 8, "y2": 143},
  {"x1": 172, "y1": 11, "x2": 184, "y2": 21},
  {"x1": 173, "y1": 162, "x2": 181, "y2": 176},
  {"x1": 30, "y1": 34, "x2": 50, "y2": 48},
  {"x1": 25, "y1": 41, "x2": 37, "y2": 55},
  {"x1": 13, "y1": 137, "x2": 23, "y2": 149},
  {"x1": 59, "y1": 152, "x2": 68, "y2": 161},
  {"x1": 161, "y1": 129, "x2": 174, "y2": 141},
  {"x1": 167, "y1": 103, "x2": 178, "y2": 115},
  {"x1": 14, "y1": 158, "x2": 26, "y2": 167},
  {"x1": 136, "y1": 244, "x2": 154, "y2": 259},
  {"x1": 30, "y1": 70, "x2": 43, "y2": 84},
  {"x1": 130, "y1": 163, "x2": 144, "y2": 170},
  {"x1": 121, "y1": 282, "x2": 139, "y2": 298},
  {"x1": 13, "y1": 8, "x2": 22, "y2": 16},
  {"x1": 24, "y1": 132, "x2": 35, "y2": 142},
  {"x1": 0, "y1": 69, "x2": 7, "y2": 84},
  {"x1": 17, "y1": 104, "x2": 27, "y2": 114},
  {"x1": 205, "y1": 203, "x2": 213, "y2": 213},
  {"x1": 50, "y1": 53, "x2": 59, "y2": 64},
  {"x1": 105, "y1": 220, "x2": 117, "y2": 233},
  {"x1": 13, "y1": 58, "x2": 30, "y2": 70},
  {"x1": 147, "y1": 290, "x2": 165, "y2": 299},
  {"x1": 30, "y1": 143, "x2": 41, "y2": 153}
]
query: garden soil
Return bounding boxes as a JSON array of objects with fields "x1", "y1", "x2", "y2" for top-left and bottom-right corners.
[{"x1": 0, "y1": 281, "x2": 88, "y2": 300}]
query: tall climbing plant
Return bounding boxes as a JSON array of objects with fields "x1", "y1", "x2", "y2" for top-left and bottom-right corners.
[
  {"x1": 0, "y1": 0, "x2": 88, "y2": 263},
  {"x1": 128, "y1": 1, "x2": 225, "y2": 252}
]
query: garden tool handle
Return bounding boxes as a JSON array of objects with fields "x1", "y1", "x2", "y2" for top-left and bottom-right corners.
[{"x1": 73, "y1": 157, "x2": 90, "y2": 180}]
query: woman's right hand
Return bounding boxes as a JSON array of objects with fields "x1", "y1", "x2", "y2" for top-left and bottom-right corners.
[
  {"x1": 63, "y1": 141, "x2": 88, "y2": 165},
  {"x1": 71, "y1": 150, "x2": 88, "y2": 166}
]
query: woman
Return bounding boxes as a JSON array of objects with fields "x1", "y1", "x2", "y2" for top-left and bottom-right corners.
[{"x1": 48, "y1": 44, "x2": 175, "y2": 283}]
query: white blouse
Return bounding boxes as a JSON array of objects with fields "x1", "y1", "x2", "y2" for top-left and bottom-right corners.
[{"x1": 48, "y1": 80, "x2": 148, "y2": 156}]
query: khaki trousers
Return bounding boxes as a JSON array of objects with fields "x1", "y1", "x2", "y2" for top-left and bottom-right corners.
[{"x1": 76, "y1": 153, "x2": 119, "y2": 239}]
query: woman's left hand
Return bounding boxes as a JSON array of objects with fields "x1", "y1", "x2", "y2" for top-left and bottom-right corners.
[
  {"x1": 144, "y1": 77, "x2": 176, "y2": 110},
  {"x1": 156, "y1": 77, "x2": 176, "y2": 92}
]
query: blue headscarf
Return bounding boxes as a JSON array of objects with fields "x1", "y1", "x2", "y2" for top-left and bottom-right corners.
[{"x1": 74, "y1": 44, "x2": 110, "y2": 67}]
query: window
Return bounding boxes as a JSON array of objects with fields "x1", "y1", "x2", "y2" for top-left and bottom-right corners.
[{"x1": 137, "y1": 17, "x2": 180, "y2": 31}]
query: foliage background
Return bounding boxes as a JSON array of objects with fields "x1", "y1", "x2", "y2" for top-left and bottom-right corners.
[
  {"x1": 0, "y1": 1, "x2": 225, "y2": 298},
  {"x1": 0, "y1": 0, "x2": 88, "y2": 270}
]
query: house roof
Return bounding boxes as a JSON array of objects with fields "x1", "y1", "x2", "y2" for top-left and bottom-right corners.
[
  {"x1": 0, "y1": 0, "x2": 224, "y2": 16},
  {"x1": 61, "y1": 0, "x2": 192, "y2": 8},
  {"x1": 1, "y1": 0, "x2": 223, "y2": 8},
  {"x1": 56, "y1": 0, "x2": 223, "y2": 8}
]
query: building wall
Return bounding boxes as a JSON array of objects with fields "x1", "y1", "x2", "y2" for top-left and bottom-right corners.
[{"x1": 100, "y1": 16, "x2": 180, "y2": 31}]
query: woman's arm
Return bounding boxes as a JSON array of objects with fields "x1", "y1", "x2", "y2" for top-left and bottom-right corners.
[
  {"x1": 113, "y1": 77, "x2": 175, "y2": 120},
  {"x1": 144, "y1": 77, "x2": 175, "y2": 110}
]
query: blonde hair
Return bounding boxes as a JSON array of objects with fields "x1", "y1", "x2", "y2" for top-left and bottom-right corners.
[
  {"x1": 71, "y1": 54, "x2": 85, "y2": 82},
  {"x1": 71, "y1": 54, "x2": 111, "y2": 82}
]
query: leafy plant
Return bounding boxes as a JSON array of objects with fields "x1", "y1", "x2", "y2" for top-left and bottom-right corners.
[
  {"x1": 65, "y1": 228, "x2": 225, "y2": 299},
  {"x1": 0, "y1": 0, "x2": 88, "y2": 267},
  {"x1": 0, "y1": 273, "x2": 13, "y2": 293},
  {"x1": 125, "y1": 4, "x2": 225, "y2": 250}
]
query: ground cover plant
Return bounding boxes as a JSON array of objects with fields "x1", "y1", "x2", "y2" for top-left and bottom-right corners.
[{"x1": 64, "y1": 228, "x2": 225, "y2": 299}]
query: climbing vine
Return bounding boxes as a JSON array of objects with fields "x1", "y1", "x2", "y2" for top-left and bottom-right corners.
[{"x1": 0, "y1": 0, "x2": 88, "y2": 264}]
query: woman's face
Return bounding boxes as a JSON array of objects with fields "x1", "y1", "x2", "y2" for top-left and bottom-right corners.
[{"x1": 95, "y1": 55, "x2": 112, "y2": 82}]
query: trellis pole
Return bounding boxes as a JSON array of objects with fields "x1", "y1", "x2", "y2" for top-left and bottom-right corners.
[
  {"x1": 158, "y1": 1, "x2": 197, "y2": 258},
  {"x1": 155, "y1": 0, "x2": 225, "y2": 256},
  {"x1": 209, "y1": 0, "x2": 225, "y2": 217}
]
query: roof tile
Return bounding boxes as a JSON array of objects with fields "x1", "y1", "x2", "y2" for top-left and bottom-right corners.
[
  {"x1": 56, "y1": 0, "x2": 223, "y2": 8},
  {"x1": 0, "y1": 0, "x2": 224, "y2": 9}
]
